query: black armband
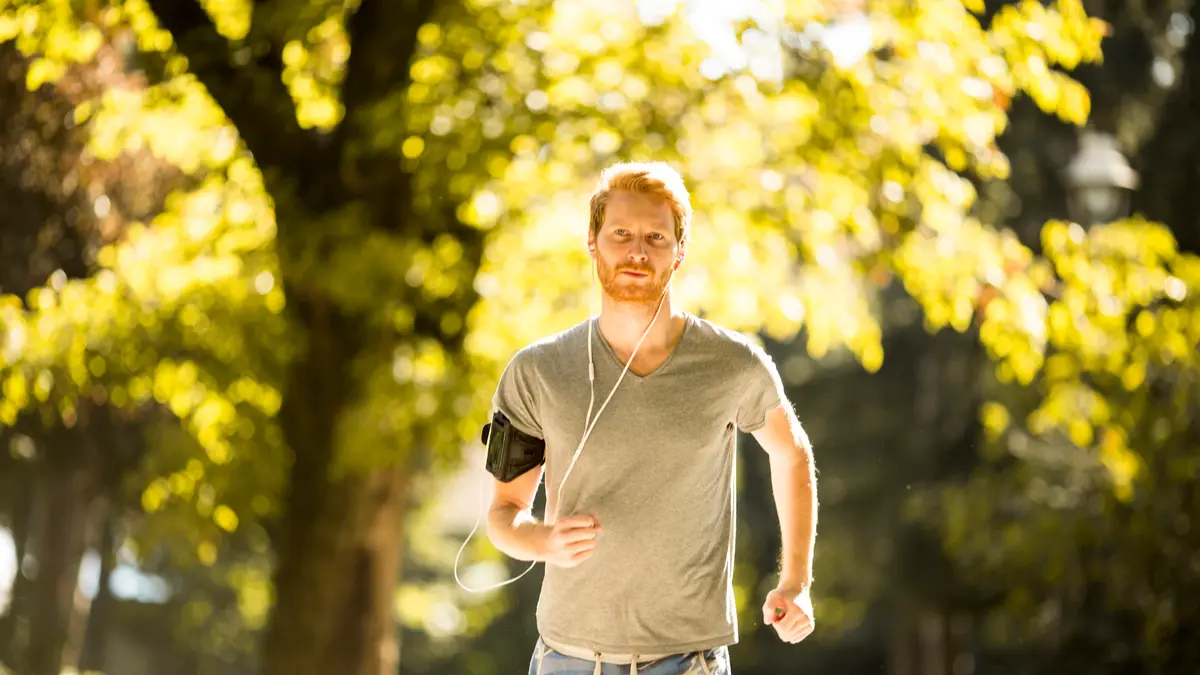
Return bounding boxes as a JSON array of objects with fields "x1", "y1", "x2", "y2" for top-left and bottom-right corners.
[{"x1": 482, "y1": 410, "x2": 545, "y2": 482}]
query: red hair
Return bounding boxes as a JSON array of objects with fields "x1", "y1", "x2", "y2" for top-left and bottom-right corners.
[{"x1": 588, "y1": 162, "x2": 692, "y2": 245}]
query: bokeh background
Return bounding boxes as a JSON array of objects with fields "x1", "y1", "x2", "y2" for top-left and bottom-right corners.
[{"x1": 0, "y1": 0, "x2": 1198, "y2": 674}]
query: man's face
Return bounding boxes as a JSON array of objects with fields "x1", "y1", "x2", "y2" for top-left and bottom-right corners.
[{"x1": 589, "y1": 190, "x2": 682, "y2": 305}]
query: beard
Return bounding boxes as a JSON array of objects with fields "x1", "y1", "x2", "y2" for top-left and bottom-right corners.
[{"x1": 596, "y1": 257, "x2": 672, "y2": 304}]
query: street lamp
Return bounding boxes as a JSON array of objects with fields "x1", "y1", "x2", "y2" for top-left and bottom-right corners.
[{"x1": 1063, "y1": 130, "x2": 1139, "y2": 227}]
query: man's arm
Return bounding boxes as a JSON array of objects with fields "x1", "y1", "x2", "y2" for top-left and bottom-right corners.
[
  {"x1": 486, "y1": 466, "x2": 602, "y2": 567},
  {"x1": 486, "y1": 465, "x2": 548, "y2": 561},
  {"x1": 752, "y1": 403, "x2": 818, "y2": 591}
]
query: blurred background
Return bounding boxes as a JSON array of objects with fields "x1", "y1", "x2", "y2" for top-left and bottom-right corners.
[{"x1": 0, "y1": 0, "x2": 1198, "y2": 674}]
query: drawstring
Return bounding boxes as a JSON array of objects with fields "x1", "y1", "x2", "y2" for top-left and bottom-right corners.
[
  {"x1": 587, "y1": 652, "x2": 640, "y2": 675},
  {"x1": 698, "y1": 651, "x2": 712, "y2": 675}
]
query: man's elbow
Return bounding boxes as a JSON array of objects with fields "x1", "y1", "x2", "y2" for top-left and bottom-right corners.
[
  {"x1": 485, "y1": 501, "x2": 527, "y2": 547},
  {"x1": 484, "y1": 503, "x2": 510, "y2": 546}
]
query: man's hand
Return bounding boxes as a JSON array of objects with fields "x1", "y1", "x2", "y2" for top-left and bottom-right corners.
[
  {"x1": 763, "y1": 586, "x2": 814, "y2": 644},
  {"x1": 539, "y1": 515, "x2": 602, "y2": 568}
]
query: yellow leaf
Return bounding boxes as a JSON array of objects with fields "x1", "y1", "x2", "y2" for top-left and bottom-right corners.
[
  {"x1": 141, "y1": 481, "x2": 168, "y2": 513},
  {"x1": 0, "y1": 15, "x2": 18, "y2": 42},
  {"x1": 25, "y1": 58, "x2": 63, "y2": 91},
  {"x1": 1120, "y1": 361, "x2": 1145, "y2": 391},
  {"x1": 980, "y1": 402, "x2": 1010, "y2": 439},
  {"x1": 1099, "y1": 428, "x2": 1139, "y2": 502},
  {"x1": 198, "y1": 541, "x2": 218, "y2": 566},
  {"x1": 213, "y1": 504, "x2": 240, "y2": 533},
  {"x1": 2, "y1": 373, "x2": 28, "y2": 409},
  {"x1": 1067, "y1": 418, "x2": 1093, "y2": 447},
  {"x1": 1135, "y1": 310, "x2": 1154, "y2": 337},
  {"x1": 860, "y1": 342, "x2": 883, "y2": 373}
]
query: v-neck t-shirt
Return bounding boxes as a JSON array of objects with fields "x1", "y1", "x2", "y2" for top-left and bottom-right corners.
[{"x1": 490, "y1": 312, "x2": 787, "y2": 655}]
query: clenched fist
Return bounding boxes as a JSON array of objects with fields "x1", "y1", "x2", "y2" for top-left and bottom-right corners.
[
  {"x1": 539, "y1": 515, "x2": 602, "y2": 568},
  {"x1": 763, "y1": 586, "x2": 815, "y2": 644}
]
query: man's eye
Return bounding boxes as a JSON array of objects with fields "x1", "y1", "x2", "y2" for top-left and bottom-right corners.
[
  {"x1": 649, "y1": 233, "x2": 664, "y2": 240},
  {"x1": 615, "y1": 229, "x2": 629, "y2": 236}
]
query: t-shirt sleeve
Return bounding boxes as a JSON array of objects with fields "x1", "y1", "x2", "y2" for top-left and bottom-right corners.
[
  {"x1": 491, "y1": 348, "x2": 544, "y2": 438},
  {"x1": 735, "y1": 341, "x2": 787, "y2": 432}
]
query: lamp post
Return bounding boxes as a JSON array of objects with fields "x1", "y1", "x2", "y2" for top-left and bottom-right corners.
[{"x1": 1063, "y1": 129, "x2": 1139, "y2": 227}]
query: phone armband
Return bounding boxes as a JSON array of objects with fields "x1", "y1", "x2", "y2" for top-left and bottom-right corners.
[{"x1": 482, "y1": 410, "x2": 546, "y2": 482}]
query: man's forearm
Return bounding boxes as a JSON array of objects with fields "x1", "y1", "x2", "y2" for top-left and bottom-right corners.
[
  {"x1": 486, "y1": 504, "x2": 548, "y2": 561},
  {"x1": 769, "y1": 432, "x2": 818, "y2": 590}
]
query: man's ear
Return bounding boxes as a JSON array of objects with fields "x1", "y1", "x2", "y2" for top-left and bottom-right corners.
[{"x1": 674, "y1": 240, "x2": 687, "y2": 269}]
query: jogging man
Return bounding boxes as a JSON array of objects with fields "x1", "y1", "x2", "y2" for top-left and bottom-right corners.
[{"x1": 484, "y1": 162, "x2": 818, "y2": 674}]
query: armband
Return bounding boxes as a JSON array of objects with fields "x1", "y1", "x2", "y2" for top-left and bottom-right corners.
[{"x1": 482, "y1": 410, "x2": 545, "y2": 482}]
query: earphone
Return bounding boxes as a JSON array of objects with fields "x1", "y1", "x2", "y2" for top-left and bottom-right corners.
[{"x1": 454, "y1": 244, "x2": 677, "y2": 594}]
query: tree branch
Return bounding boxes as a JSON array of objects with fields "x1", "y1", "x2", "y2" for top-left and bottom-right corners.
[
  {"x1": 342, "y1": 0, "x2": 440, "y2": 128},
  {"x1": 337, "y1": 0, "x2": 441, "y2": 198},
  {"x1": 147, "y1": 0, "x2": 307, "y2": 177}
]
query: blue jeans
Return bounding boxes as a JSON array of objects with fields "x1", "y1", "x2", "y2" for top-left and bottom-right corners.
[{"x1": 528, "y1": 637, "x2": 731, "y2": 675}]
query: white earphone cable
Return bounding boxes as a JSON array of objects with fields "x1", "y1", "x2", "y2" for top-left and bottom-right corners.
[{"x1": 551, "y1": 265, "x2": 672, "y2": 524}]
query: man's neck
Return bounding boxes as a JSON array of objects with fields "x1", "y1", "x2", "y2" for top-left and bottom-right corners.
[{"x1": 596, "y1": 293, "x2": 686, "y2": 356}]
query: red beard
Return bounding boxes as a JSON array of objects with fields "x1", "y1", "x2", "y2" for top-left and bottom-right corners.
[{"x1": 596, "y1": 257, "x2": 671, "y2": 304}]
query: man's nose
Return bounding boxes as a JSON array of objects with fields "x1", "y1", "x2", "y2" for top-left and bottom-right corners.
[{"x1": 626, "y1": 242, "x2": 648, "y2": 262}]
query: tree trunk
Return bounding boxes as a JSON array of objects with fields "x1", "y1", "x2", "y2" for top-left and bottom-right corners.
[
  {"x1": 1134, "y1": 0, "x2": 1200, "y2": 255},
  {"x1": 22, "y1": 427, "x2": 95, "y2": 675},
  {"x1": 918, "y1": 610, "x2": 948, "y2": 675},
  {"x1": 262, "y1": 294, "x2": 410, "y2": 675},
  {"x1": 0, "y1": 442, "x2": 35, "y2": 666},
  {"x1": 263, "y1": 465, "x2": 409, "y2": 675},
  {"x1": 889, "y1": 606, "x2": 916, "y2": 675},
  {"x1": 142, "y1": 5, "x2": 456, "y2": 673},
  {"x1": 76, "y1": 502, "x2": 117, "y2": 672}
]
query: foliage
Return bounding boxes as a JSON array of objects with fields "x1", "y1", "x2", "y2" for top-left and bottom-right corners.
[
  {"x1": 6, "y1": 0, "x2": 1198, "y2": 672},
  {"x1": 915, "y1": 217, "x2": 1200, "y2": 665}
]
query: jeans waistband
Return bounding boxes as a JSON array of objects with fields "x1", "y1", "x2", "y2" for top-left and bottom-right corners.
[{"x1": 540, "y1": 635, "x2": 674, "y2": 664}]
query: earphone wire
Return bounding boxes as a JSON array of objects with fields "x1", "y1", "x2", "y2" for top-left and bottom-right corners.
[
  {"x1": 453, "y1": 424, "x2": 537, "y2": 593},
  {"x1": 552, "y1": 263, "x2": 672, "y2": 524},
  {"x1": 455, "y1": 252, "x2": 675, "y2": 594}
]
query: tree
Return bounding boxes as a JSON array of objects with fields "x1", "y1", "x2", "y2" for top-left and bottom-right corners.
[
  {"x1": 1, "y1": 2, "x2": 721, "y2": 673},
  {"x1": 904, "y1": 0, "x2": 1200, "y2": 670},
  {"x1": 0, "y1": 32, "x2": 177, "y2": 673},
  {"x1": 0, "y1": 1, "x2": 1121, "y2": 674}
]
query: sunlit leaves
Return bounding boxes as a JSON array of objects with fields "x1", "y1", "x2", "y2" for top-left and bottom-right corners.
[
  {"x1": 1020, "y1": 218, "x2": 1199, "y2": 476},
  {"x1": 0, "y1": 0, "x2": 1133, "y2": 660},
  {"x1": 279, "y1": 11, "x2": 347, "y2": 129},
  {"x1": 0, "y1": 9, "x2": 291, "y2": 607},
  {"x1": 0, "y1": 0, "x2": 104, "y2": 87},
  {"x1": 199, "y1": 0, "x2": 250, "y2": 41},
  {"x1": 989, "y1": 1, "x2": 1101, "y2": 125},
  {"x1": 632, "y1": 0, "x2": 1098, "y2": 375},
  {"x1": 88, "y1": 77, "x2": 238, "y2": 173},
  {"x1": 919, "y1": 215, "x2": 1200, "y2": 655}
]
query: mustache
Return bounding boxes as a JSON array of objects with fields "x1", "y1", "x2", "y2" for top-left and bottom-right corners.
[{"x1": 614, "y1": 264, "x2": 655, "y2": 275}]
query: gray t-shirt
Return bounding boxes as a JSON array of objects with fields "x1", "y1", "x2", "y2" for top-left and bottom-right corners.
[{"x1": 491, "y1": 312, "x2": 786, "y2": 656}]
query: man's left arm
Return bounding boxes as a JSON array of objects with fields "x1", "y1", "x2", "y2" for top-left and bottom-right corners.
[{"x1": 752, "y1": 403, "x2": 817, "y2": 644}]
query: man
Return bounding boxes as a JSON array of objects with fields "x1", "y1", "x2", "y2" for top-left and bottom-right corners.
[{"x1": 484, "y1": 162, "x2": 818, "y2": 675}]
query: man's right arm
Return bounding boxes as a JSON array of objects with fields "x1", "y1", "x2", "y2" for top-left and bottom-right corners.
[
  {"x1": 486, "y1": 465, "x2": 548, "y2": 561},
  {"x1": 486, "y1": 465, "x2": 602, "y2": 567}
]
